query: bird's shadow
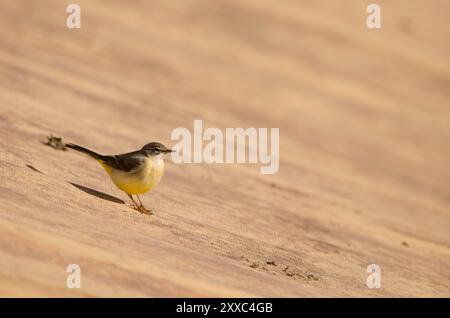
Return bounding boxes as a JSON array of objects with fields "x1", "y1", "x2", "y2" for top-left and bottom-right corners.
[
  {"x1": 68, "y1": 182, "x2": 125, "y2": 205},
  {"x1": 25, "y1": 163, "x2": 125, "y2": 205}
]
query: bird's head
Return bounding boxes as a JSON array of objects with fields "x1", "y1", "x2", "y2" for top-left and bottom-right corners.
[{"x1": 142, "y1": 142, "x2": 173, "y2": 159}]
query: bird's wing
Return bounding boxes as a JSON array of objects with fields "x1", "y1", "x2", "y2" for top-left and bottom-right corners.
[{"x1": 101, "y1": 152, "x2": 145, "y2": 173}]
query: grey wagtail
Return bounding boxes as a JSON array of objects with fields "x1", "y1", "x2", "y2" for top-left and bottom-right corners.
[{"x1": 65, "y1": 142, "x2": 173, "y2": 214}]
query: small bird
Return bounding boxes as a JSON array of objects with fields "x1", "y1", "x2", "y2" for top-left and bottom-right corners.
[{"x1": 65, "y1": 142, "x2": 173, "y2": 214}]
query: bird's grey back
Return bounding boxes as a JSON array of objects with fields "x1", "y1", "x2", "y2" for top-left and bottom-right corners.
[{"x1": 102, "y1": 150, "x2": 146, "y2": 173}]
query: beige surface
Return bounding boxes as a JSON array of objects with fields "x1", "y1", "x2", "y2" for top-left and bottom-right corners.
[{"x1": 0, "y1": 0, "x2": 449, "y2": 297}]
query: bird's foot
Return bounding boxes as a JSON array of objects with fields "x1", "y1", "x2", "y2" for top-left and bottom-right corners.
[
  {"x1": 138, "y1": 205, "x2": 153, "y2": 215},
  {"x1": 130, "y1": 203, "x2": 153, "y2": 215},
  {"x1": 128, "y1": 203, "x2": 151, "y2": 215},
  {"x1": 128, "y1": 203, "x2": 139, "y2": 211}
]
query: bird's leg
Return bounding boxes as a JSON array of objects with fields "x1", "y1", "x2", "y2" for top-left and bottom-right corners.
[
  {"x1": 137, "y1": 195, "x2": 152, "y2": 215},
  {"x1": 127, "y1": 194, "x2": 141, "y2": 211}
]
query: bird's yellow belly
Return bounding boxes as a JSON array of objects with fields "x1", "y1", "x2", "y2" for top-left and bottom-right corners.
[{"x1": 101, "y1": 158, "x2": 165, "y2": 195}]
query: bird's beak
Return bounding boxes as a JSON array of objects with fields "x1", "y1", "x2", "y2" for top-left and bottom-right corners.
[{"x1": 166, "y1": 149, "x2": 175, "y2": 153}]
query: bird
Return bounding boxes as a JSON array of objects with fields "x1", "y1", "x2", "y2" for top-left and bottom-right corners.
[{"x1": 65, "y1": 142, "x2": 173, "y2": 214}]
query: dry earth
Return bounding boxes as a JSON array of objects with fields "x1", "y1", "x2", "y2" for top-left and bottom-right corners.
[{"x1": 0, "y1": 0, "x2": 449, "y2": 297}]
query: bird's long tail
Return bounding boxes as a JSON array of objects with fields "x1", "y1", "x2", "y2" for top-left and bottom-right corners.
[{"x1": 65, "y1": 143, "x2": 104, "y2": 160}]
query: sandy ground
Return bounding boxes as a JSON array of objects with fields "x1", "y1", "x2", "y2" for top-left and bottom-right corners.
[{"x1": 0, "y1": 0, "x2": 449, "y2": 297}]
